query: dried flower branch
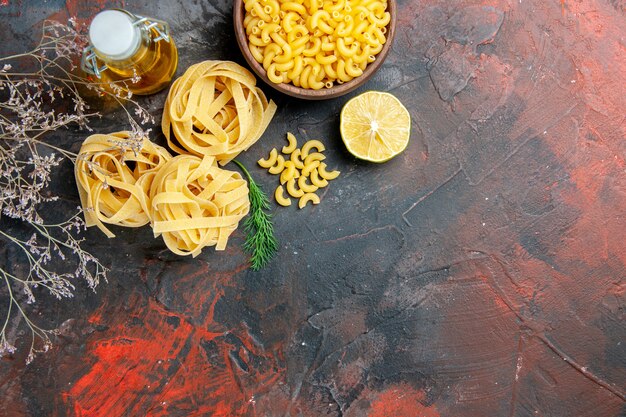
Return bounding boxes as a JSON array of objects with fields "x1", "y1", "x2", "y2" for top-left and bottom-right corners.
[{"x1": 0, "y1": 19, "x2": 153, "y2": 363}]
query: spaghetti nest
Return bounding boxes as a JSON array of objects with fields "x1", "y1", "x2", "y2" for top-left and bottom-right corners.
[
  {"x1": 162, "y1": 60, "x2": 277, "y2": 164},
  {"x1": 149, "y1": 154, "x2": 250, "y2": 257},
  {"x1": 75, "y1": 131, "x2": 172, "y2": 238}
]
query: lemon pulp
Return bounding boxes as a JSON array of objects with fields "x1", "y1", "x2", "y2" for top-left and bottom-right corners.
[{"x1": 340, "y1": 91, "x2": 411, "y2": 163}]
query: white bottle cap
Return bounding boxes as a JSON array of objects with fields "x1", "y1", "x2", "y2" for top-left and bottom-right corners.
[{"x1": 89, "y1": 10, "x2": 141, "y2": 60}]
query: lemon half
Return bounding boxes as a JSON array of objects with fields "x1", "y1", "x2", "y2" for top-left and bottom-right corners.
[{"x1": 340, "y1": 91, "x2": 411, "y2": 163}]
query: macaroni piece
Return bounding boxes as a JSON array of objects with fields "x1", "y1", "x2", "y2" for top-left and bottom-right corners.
[
  {"x1": 75, "y1": 131, "x2": 171, "y2": 238},
  {"x1": 303, "y1": 151, "x2": 326, "y2": 166},
  {"x1": 162, "y1": 60, "x2": 277, "y2": 165},
  {"x1": 309, "y1": 168, "x2": 329, "y2": 188},
  {"x1": 258, "y1": 148, "x2": 279, "y2": 168},
  {"x1": 298, "y1": 175, "x2": 319, "y2": 193},
  {"x1": 286, "y1": 178, "x2": 304, "y2": 198},
  {"x1": 280, "y1": 160, "x2": 298, "y2": 184},
  {"x1": 301, "y1": 159, "x2": 321, "y2": 177},
  {"x1": 301, "y1": 139, "x2": 325, "y2": 157},
  {"x1": 299, "y1": 192, "x2": 320, "y2": 208},
  {"x1": 317, "y1": 162, "x2": 340, "y2": 180},
  {"x1": 274, "y1": 185, "x2": 292, "y2": 206},
  {"x1": 268, "y1": 154, "x2": 286, "y2": 174},
  {"x1": 290, "y1": 148, "x2": 305, "y2": 169},
  {"x1": 243, "y1": 0, "x2": 390, "y2": 89},
  {"x1": 150, "y1": 154, "x2": 250, "y2": 256},
  {"x1": 256, "y1": 133, "x2": 340, "y2": 207},
  {"x1": 282, "y1": 132, "x2": 298, "y2": 153}
]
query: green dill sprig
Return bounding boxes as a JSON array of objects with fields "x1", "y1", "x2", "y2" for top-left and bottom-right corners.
[{"x1": 232, "y1": 159, "x2": 278, "y2": 270}]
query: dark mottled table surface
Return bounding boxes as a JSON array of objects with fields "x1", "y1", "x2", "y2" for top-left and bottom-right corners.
[{"x1": 1, "y1": 0, "x2": 624, "y2": 416}]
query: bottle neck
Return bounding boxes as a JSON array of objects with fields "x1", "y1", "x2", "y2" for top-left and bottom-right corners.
[{"x1": 89, "y1": 9, "x2": 143, "y2": 64}]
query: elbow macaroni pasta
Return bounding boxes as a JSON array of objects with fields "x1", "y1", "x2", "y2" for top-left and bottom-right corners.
[
  {"x1": 280, "y1": 161, "x2": 298, "y2": 183},
  {"x1": 258, "y1": 148, "x2": 278, "y2": 168},
  {"x1": 298, "y1": 175, "x2": 318, "y2": 193},
  {"x1": 317, "y1": 162, "x2": 340, "y2": 180},
  {"x1": 286, "y1": 178, "x2": 304, "y2": 197},
  {"x1": 299, "y1": 192, "x2": 320, "y2": 208},
  {"x1": 303, "y1": 152, "x2": 325, "y2": 166},
  {"x1": 282, "y1": 132, "x2": 298, "y2": 153},
  {"x1": 309, "y1": 168, "x2": 329, "y2": 187},
  {"x1": 290, "y1": 148, "x2": 305, "y2": 169},
  {"x1": 301, "y1": 139, "x2": 325, "y2": 157},
  {"x1": 274, "y1": 185, "x2": 292, "y2": 206},
  {"x1": 243, "y1": 0, "x2": 389, "y2": 89},
  {"x1": 257, "y1": 132, "x2": 340, "y2": 209},
  {"x1": 268, "y1": 154, "x2": 286, "y2": 174},
  {"x1": 301, "y1": 159, "x2": 321, "y2": 177}
]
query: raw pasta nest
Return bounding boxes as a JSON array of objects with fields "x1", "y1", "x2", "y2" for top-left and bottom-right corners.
[
  {"x1": 149, "y1": 154, "x2": 250, "y2": 257},
  {"x1": 75, "y1": 131, "x2": 172, "y2": 238},
  {"x1": 162, "y1": 60, "x2": 277, "y2": 164}
]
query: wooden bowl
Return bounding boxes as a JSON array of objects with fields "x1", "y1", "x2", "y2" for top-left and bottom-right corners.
[{"x1": 233, "y1": 0, "x2": 396, "y2": 100}]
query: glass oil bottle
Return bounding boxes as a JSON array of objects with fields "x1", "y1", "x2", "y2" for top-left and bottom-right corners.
[{"x1": 81, "y1": 9, "x2": 178, "y2": 95}]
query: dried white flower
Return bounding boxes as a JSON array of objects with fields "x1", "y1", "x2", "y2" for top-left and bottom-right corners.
[{"x1": 0, "y1": 19, "x2": 151, "y2": 364}]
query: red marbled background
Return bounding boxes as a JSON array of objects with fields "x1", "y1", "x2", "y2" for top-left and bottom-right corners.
[{"x1": 0, "y1": 0, "x2": 624, "y2": 416}]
